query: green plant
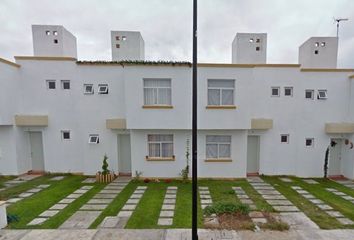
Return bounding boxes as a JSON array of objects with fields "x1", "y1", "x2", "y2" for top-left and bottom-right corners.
[
  {"x1": 101, "y1": 154, "x2": 110, "y2": 175},
  {"x1": 180, "y1": 138, "x2": 190, "y2": 182},
  {"x1": 204, "y1": 202, "x2": 250, "y2": 216}
]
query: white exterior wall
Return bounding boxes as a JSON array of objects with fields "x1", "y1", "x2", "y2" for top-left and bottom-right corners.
[
  {"x1": 111, "y1": 31, "x2": 144, "y2": 61},
  {"x1": 232, "y1": 33, "x2": 267, "y2": 64},
  {"x1": 0, "y1": 126, "x2": 18, "y2": 174}
]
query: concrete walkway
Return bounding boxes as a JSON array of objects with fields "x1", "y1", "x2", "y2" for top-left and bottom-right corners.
[{"x1": 1, "y1": 228, "x2": 354, "y2": 240}]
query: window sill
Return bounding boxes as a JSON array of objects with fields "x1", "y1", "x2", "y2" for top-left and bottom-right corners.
[
  {"x1": 205, "y1": 158, "x2": 233, "y2": 162},
  {"x1": 206, "y1": 105, "x2": 237, "y2": 109},
  {"x1": 142, "y1": 105, "x2": 174, "y2": 109},
  {"x1": 146, "y1": 156, "x2": 175, "y2": 161}
]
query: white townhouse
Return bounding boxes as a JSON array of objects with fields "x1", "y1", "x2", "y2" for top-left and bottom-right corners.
[{"x1": 0, "y1": 25, "x2": 354, "y2": 179}]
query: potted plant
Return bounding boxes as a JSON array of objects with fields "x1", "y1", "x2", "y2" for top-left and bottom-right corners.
[{"x1": 96, "y1": 154, "x2": 116, "y2": 183}]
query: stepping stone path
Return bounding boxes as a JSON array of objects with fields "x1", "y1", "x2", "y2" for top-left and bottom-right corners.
[
  {"x1": 2, "y1": 174, "x2": 40, "y2": 190},
  {"x1": 61, "y1": 177, "x2": 131, "y2": 229},
  {"x1": 302, "y1": 179, "x2": 318, "y2": 184},
  {"x1": 6, "y1": 184, "x2": 50, "y2": 207},
  {"x1": 50, "y1": 176, "x2": 65, "y2": 181},
  {"x1": 28, "y1": 185, "x2": 93, "y2": 226},
  {"x1": 199, "y1": 186, "x2": 212, "y2": 209},
  {"x1": 280, "y1": 177, "x2": 292, "y2": 183},
  {"x1": 335, "y1": 180, "x2": 354, "y2": 190},
  {"x1": 247, "y1": 177, "x2": 299, "y2": 212},
  {"x1": 325, "y1": 188, "x2": 354, "y2": 204},
  {"x1": 232, "y1": 186, "x2": 256, "y2": 210},
  {"x1": 158, "y1": 186, "x2": 178, "y2": 226},
  {"x1": 324, "y1": 188, "x2": 354, "y2": 225}
]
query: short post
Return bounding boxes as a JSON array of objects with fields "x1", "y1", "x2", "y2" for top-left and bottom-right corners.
[{"x1": 0, "y1": 201, "x2": 7, "y2": 229}]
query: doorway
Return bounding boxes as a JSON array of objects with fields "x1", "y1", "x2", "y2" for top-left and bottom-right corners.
[
  {"x1": 247, "y1": 135, "x2": 260, "y2": 175},
  {"x1": 117, "y1": 134, "x2": 131, "y2": 176},
  {"x1": 29, "y1": 131, "x2": 45, "y2": 172},
  {"x1": 329, "y1": 139, "x2": 342, "y2": 177}
]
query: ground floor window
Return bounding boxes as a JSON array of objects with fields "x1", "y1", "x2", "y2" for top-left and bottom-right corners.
[
  {"x1": 206, "y1": 135, "x2": 231, "y2": 159},
  {"x1": 147, "y1": 134, "x2": 173, "y2": 158}
]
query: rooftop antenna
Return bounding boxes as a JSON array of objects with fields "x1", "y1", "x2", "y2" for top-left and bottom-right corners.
[{"x1": 334, "y1": 17, "x2": 349, "y2": 37}]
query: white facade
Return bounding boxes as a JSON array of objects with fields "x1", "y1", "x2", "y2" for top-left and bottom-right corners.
[
  {"x1": 111, "y1": 31, "x2": 145, "y2": 61},
  {"x1": 232, "y1": 33, "x2": 267, "y2": 64},
  {"x1": 0, "y1": 26, "x2": 353, "y2": 179}
]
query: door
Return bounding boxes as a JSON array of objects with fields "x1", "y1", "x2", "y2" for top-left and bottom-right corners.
[
  {"x1": 329, "y1": 139, "x2": 342, "y2": 176},
  {"x1": 247, "y1": 136, "x2": 260, "y2": 174},
  {"x1": 29, "y1": 132, "x2": 45, "y2": 171},
  {"x1": 118, "y1": 134, "x2": 131, "y2": 174}
]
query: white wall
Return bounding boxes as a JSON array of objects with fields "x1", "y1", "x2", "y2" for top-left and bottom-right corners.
[
  {"x1": 232, "y1": 33, "x2": 267, "y2": 64},
  {"x1": 111, "y1": 31, "x2": 144, "y2": 61},
  {"x1": 0, "y1": 126, "x2": 18, "y2": 175}
]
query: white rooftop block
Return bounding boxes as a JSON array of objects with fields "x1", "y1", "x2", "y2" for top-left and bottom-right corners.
[
  {"x1": 232, "y1": 33, "x2": 267, "y2": 64},
  {"x1": 111, "y1": 31, "x2": 144, "y2": 61}
]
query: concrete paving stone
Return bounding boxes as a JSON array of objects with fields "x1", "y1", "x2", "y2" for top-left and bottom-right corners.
[
  {"x1": 74, "y1": 189, "x2": 88, "y2": 194},
  {"x1": 126, "y1": 199, "x2": 139, "y2": 204},
  {"x1": 250, "y1": 204, "x2": 257, "y2": 210},
  {"x1": 80, "y1": 204, "x2": 108, "y2": 210},
  {"x1": 137, "y1": 186, "x2": 147, "y2": 190},
  {"x1": 250, "y1": 183, "x2": 271, "y2": 186},
  {"x1": 166, "y1": 190, "x2": 177, "y2": 194},
  {"x1": 249, "y1": 211, "x2": 264, "y2": 218},
  {"x1": 303, "y1": 179, "x2": 318, "y2": 184},
  {"x1": 316, "y1": 204, "x2": 333, "y2": 210},
  {"x1": 165, "y1": 194, "x2": 176, "y2": 199},
  {"x1": 326, "y1": 188, "x2": 338, "y2": 192},
  {"x1": 122, "y1": 204, "x2": 136, "y2": 210},
  {"x1": 309, "y1": 199, "x2": 324, "y2": 204},
  {"x1": 50, "y1": 176, "x2": 65, "y2": 181},
  {"x1": 100, "y1": 216, "x2": 120, "y2": 228},
  {"x1": 93, "y1": 229, "x2": 165, "y2": 240},
  {"x1": 38, "y1": 184, "x2": 50, "y2": 189},
  {"x1": 342, "y1": 195, "x2": 354, "y2": 201},
  {"x1": 247, "y1": 177, "x2": 264, "y2": 183},
  {"x1": 162, "y1": 204, "x2": 175, "y2": 210},
  {"x1": 253, "y1": 186, "x2": 274, "y2": 190},
  {"x1": 296, "y1": 190, "x2": 308, "y2": 194},
  {"x1": 199, "y1": 190, "x2": 210, "y2": 194},
  {"x1": 39, "y1": 210, "x2": 59, "y2": 217},
  {"x1": 266, "y1": 199, "x2": 293, "y2": 206},
  {"x1": 167, "y1": 186, "x2": 177, "y2": 190},
  {"x1": 87, "y1": 198, "x2": 113, "y2": 204},
  {"x1": 27, "y1": 218, "x2": 47, "y2": 225},
  {"x1": 237, "y1": 194, "x2": 249, "y2": 199},
  {"x1": 100, "y1": 190, "x2": 120, "y2": 194},
  {"x1": 82, "y1": 178, "x2": 96, "y2": 183},
  {"x1": 280, "y1": 177, "x2": 292, "y2": 182},
  {"x1": 326, "y1": 211, "x2": 344, "y2": 218},
  {"x1": 27, "y1": 188, "x2": 42, "y2": 193},
  {"x1": 134, "y1": 190, "x2": 145, "y2": 194},
  {"x1": 94, "y1": 194, "x2": 117, "y2": 199},
  {"x1": 59, "y1": 198, "x2": 76, "y2": 204},
  {"x1": 261, "y1": 194, "x2": 286, "y2": 200},
  {"x1": 67, "y1": 193, "x2": 83, "y2": 199},
  {"x1": 252, "y1": 217, "x2": 267, "y2": 224},
  {"x1": 200, "y1": 195, "x2": 211, "y2": 199},
  {"x1": 19, "y1": 192, "x2": 34, "y2": 198},
  {"x1": 333, "y1": 192, "x2": 346, "y2": 196},
  {"x1": 201, "y1": 199, "x2": 212, "y2": 204},
  {"x1": 273, "y1": 205, "x2": 299, "y2": 212},
  {"x1": 158, "y1": 218, "x2": 173, "y2": 225},
  {"x1": 337, "y1": 217, "x2": 354, "y2": 225},
  {"x1": 117, "y1": 211, "x2": 133, "y2": 217},
  {"x1": 257, "y1": 190, "x2": 281, "y2": 195},
  {"x1": 6, "y1": 198, "x2": 23, "y2": 203},
  {"x1": 81, "y1": 186, "x2": 93, "y2": 190},
  {"x1": 164, "y1": 199, "x2": 176, "y2": 204},
  {"x1": 302, "y1": 194, "x2": 316, "y2": 199},
  {"x1": 160, "y1": 210, "x2": 174, "y2": 217},
  {"x1": 291, "y1": 186, "x2": 302, "y2": 190},
  {"x1": 232, "y1": 187, "x2": 242, "y2": 190},
  {"x1": 50, "y1": 204, "x2": 68, "y2": 210},
  {"x1": 279, "y1": 212, "x2": 319, "y2": 230},
  {"x1": 60, "y1": 211, "x2": 101, "y2": 229},
  {"x1": 198, "y1": 186, "x2": 209, "y2": 190},
  {"x1": 104, "y1": 186, "x2": 124, "y2": 190},
  {"x1": 240, "y1": 199, "x2": 253, "y2": 204},
  {"x1": 130, "y1": 194, "x2": 143, "y2": 199}
]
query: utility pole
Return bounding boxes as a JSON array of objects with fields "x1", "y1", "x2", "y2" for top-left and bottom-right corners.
[
  {"x1": 334, "y1": 18, "x2": 349, "y2": 37},
  {"x1": 192, "y1": 0, "x2": 198, "y2": 239}
]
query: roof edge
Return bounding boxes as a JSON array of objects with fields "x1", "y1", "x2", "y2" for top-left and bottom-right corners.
[
  {"x1": 0, "y1": 58, "x2": 21, "y2": 68},
  {"x1": 14, "y1": 56, "x2": 77, "y2": 61},
  {"x1": 301, "y1": 68, "x2": 354, "y2": 73}
]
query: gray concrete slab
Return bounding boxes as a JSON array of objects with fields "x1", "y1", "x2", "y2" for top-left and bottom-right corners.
[
  {"x1": 160, "y1": 211, "x2": 174, "y2": 217},
  {"x1": 50, "y1": 176, "x2": 65, "y2": 181},
  {"x1": 93, "y1": 229, "x2": 164, "y2": 240},
  {"x1": 87, "y1": 198, "x2": 113, "y2": 204},
  {"x1": 50, "y1": 204, "x2": 68, "y2": 210},
  {"x1": 337, "y1": 217, "x2": 354, "y2": 225},
  {"x1": 162, "y1": 204, "x2": 175, "y2": 210},
  {"x1": 6, "y1": 198, "x2": 23, "y2": 203},
  {"x1": 158, "y1": 218, "x2": 173, "y2": 225},
  {"x1": 163, "y1": 199, "x2": 176, "y2": 204},
  {"x1": 273, "y1": 205, "x2": 299, "y2": 212},
  {"x1": 130, "y1": 194, "x2": 143, "y2": 199},
  {"x1": 308, "y1": 199, "x2": 324, "y2": 204},
  {"x1": 74, "y1": 189, "x2": 88, "y2": 194},
  {"x1": 326, "y1": 211, "x2": 344, "y2": 218},
  {"x1": 27, "y1": 218, "x2": 47, "y2": 225},
  {"x1": 316, "y1": 204, "x2": 333, "y2": 210},
  {"x1": 93, "y1": 194, "x2": 116, "y2": 199},
  {"x1": 58, "y1": 198, "x2": 76, "y2": 204},
  {"x1": 261, "y1": 194, "x2": 287, "y2": 200},
  {"x1": 38, "y1": 184, "x2": 50, "y2": 189},
  {"x1": 266, "y1": 199, "x2": 293, "y2": 206},
  {"x1": 122, "y1": 204, "x2": 136, "y2": 210},
  {"x1": 60, "y1": 211, "x2": 101, "y2": 229},
  {"x1": 80, "y1": 204, "x2": 108, "y2": 210},
  {"x1": 39, "y1": 210, "x2": 60, "y2": 218},
  {"x1": 81, "y1": 186, "x2": 94, "y2": 190},
  {"x1": 279, "y1": 212, "x2": 319, "y2": 230},
  {"x1": 303, "y1": 179, "x2": 318, "y2": 184},
  {"x1": 18, "y1": 192, "x2": 34, "y2": 198},
  {"x1": 66, "y1": 193, "x2": 83, "y2": 199},
  {"x1": 21, "y1": 229, "x2": 98, "y2": 240},
  {"x1": 82, "y1": 178, "x2": 96, "y2": 183},
  {"x1": 117, "y1": 211, "x2": 133, "y2": 217},
  {"x1": 280, "y1": 177, "x2": 292, "y2": 182},
  {"x1": 99, "y1": 217, "x2": 121, "y2": 228},
  {"x1": 27, "y1": 188, "x2": 42, "y2": 193},
  {"x1": 257, "y1": 190, "x2": 281, "y2": 195},
  {"x1": 100, "y1": 190, "x2": 120, "y2": 194}
]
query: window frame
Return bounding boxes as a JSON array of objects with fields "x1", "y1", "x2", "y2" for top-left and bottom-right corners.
[
  {"x1": 271, "y1": 87, "x2": 280, "y2": 97},
  {"x1": 83, "y1": 84, "x2": 94, "y2": 94},
  {"x1": 280, "y1": 134, "x2": 289, "y2": 144},
  {"x1": 61, "y1": 80, "x2": 70, "y2": 90},
  {"x1": 47, "y1": 80, "x2": 56, "y2": 90},
  {"x1": 61, "y1": 130, "x2": 71, "y2": 141},
  {"x1": 305, "y1": 89, "x2": 314, "y2": 100},
  {"x1": 207, "y1": 79, "x2": 235, "y2": 106},
  {"x1": 206, "y1": 135, "x2": 232, "y2": 160},
  {"x1": 147, "y1": 134, "x2": 174, "y2": 159},
  {"x1": 284, "y1": 87, "x2": 293, "y2": 97},
  {"x1": 88, "y1": 134, "x2": 99, "y2": 144},
  {"x1": 305, "y1": 138, "x2": 314, "y2": 147},
  {"x1": 143, "y1": 78, "x2": 172, "y2": 106},
  {"x1": 317, "y1": 90, "x2": 327, "y2": 99},
  {"x1": 98, "y1": 84, "x2": 109, "y2": 94}
]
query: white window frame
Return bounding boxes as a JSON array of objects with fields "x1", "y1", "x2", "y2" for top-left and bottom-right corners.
[
  {"x1": 147, "y1": 134, "x2": 174, "y2": 158},
  {"x1": 207, "y1": 79, "x2": 235, "y2": 106},
  {"x1": 88, "y1": 134, "x2": 99, "y2": 144},
  {"x1": 47, "y1": 80, "x2": 56, "y2": 90},
  {"x1": 280, "y1": 134, "x2": 289, "y2": 144},
  {"x1": 61, "y1": 130, "x2": 71, "y2": 140},
  {"x1": 317, "y1": 90, "x2": 327, "y2": 99},
  {"x1": 98, "y1": 84, "x2": 108, "y2": 94},
  {"x1": 143, "y1": 79, "x2": 172, "y2": 106},
  {"x1": 84, "y1": 84, "x2": 94, "y2": 94},
  {"x1": 61, "y1": 80, "x2": 70, "y2": 90},
  {"x1": 271, "y1": 87, "x2": 280, "y2": 97},
  {"x1": 305, "y1": 138, "x2": 314, "y2": 147},
  {"x1": 206, "y1": 135, "x2": 232, "y2": 159},
  {"x1": 305, "y1": 89, "x2": 314, "y2": 100},
  {"x1": 284, "y1": 87, "x2": 293, "y2": 97}
]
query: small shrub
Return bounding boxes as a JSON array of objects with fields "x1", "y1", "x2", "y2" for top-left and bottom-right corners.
[
  {"x1": 144, "y1": 178, "x2": 151, "y2": 183},
  {"x1": 204, "y1": 202, "x2": 250, "y2": 216},
  {"x1": 7, "y1": 214, "x2": 19, "y2": 223},
  {"x1": 164, "y1": 178, "x2": 172, "y2": 183},
  {"x1": 260, "y1": 221, "x2": 289, "y2": 231},
  {"x1": 101, "y1": 154, "x2": 109, "y2": 175}
]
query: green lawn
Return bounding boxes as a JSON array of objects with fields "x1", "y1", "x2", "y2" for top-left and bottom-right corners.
[{"x1": 0, "y1": 175, "x2": 16, "y2": 189}]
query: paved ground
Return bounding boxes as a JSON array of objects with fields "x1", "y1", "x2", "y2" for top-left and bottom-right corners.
[{"x1": 0, "y1": 228, "x2": 354, "y2": 240}]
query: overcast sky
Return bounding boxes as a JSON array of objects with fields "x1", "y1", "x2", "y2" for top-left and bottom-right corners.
[{"x1": 0, "y1": 0, "x2": 353, "y2": 67}]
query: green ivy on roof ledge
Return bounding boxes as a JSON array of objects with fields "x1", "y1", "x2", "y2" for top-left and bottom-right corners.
[{"x1": 76, "y1": 60, "x2": 192, "y2": 67}]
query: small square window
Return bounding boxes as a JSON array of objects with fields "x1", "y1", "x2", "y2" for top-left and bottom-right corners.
[
  {"x1": 61, "y1": 80, "x2": 70, "y2": 90},
  {"x1": 321, "y1": 42, "x2": 325, "y2": 47},
  {"x1": 281, "y1": 134, "x2": 289, "y2": 143},
  {"x1": 47, "y1": 80, "x2": 56, "y2": 89},
  {"x1": 256, "y1": 46, "x2": 260, "y2": 51},
  {"x1": 317, "y1": 90, "x2": 327, "y2": 99},
  {"x1": 116, "y1": 44, "x2": 120, "y2": 48},
  {"x1": 89, "y1": 134, "x2": 99, "y2": 144},
  {"x1": 249, "y1": 38, "x2": 254, "y2": 43},
  {"x1": 256, "y1": 38, "x2": 260, "y2": 43},
  {"x1": 271, "y1": 87, "x2": 280, "y2": 97},
  {"x1": 45, "y1": 31, "x2": 51, "y2": 35},
  {"x1": 54, "y1": 39, "x2": 58, "y2": 44},
  {"x1": 284, "y1": 87, "x2": 293, "y2": 96},
  {"x1": 305, "y1": 90, "x2": 314, "y2": 99},
  {"x1": 98, "y1": 84, "x2": 108, "y2": 94},
  {"x1": 116, "y1": 36, "x2": 120, "y2": 41},
  {"x1": 315, "y1": 42, "x2": 319, "y2": 47},
  {"x1": 84, "y1": 84, "x2": 94, "y2": 94},
  {"x1": 314, "y1": 50, "x2": 319, "y2": 54},
  {"x1": 62, "y1": 131, "x2": 71, "y2": 140},
  {"x1": 122, "y1": 36, "x2": 127, "y2": 41},
  {"x1": 53, "y1": 31, "x2": 58, "y2": 36},
  {"x1": 305, "y1": 138, "x2": 314, "y2": 147}
]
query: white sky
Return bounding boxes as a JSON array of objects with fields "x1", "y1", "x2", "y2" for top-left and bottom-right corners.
[{"x1": 0, "y1": 0, "x2": 353, "y2": 67}]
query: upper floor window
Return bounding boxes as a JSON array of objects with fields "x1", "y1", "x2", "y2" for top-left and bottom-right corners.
[
  {"x1": 206, "y1": 135, "x2": 231, "y2": 159},
  {"x1": 147, "y1": 134, "x2": 173, "y2": 158},
  {"x1": 88, "y1": 134, "x2": 99, "y2": 144},
  {"x1": 317, "y1": 90, "x2": 327, "y2": 99},
  {"x1": 47, "y1": 80, "x2": 56, "y2": 89},
  {"x1": 284, "y1": 87, "x2": 293, "y2": 96},
  {"x1": 98, "y1": 84, "x2": 109, "y2": 94},
  {"x1": 84, "y1": 84, "x2": 94, "y2": 94},
  {"x1": 143, "y1": 79, "x2": 172, "y2": 105},
  {"x1": 305, "y1": 89, "x2": 314, "y2": 99},
  {"x1": 61, "y1": 80, "x2": 70, "y2": 90},
  {"x1": 271, "y1": 87, "x2": 280, "y2": 97},
  {"x1": 53, "y1": 31, "x2": 58, "y2": 36},
  {"x1": 45, "y1": 31, "x2": 51, "y2": 35},
  {"x1": 281, "y1": 134, "x2": 289, "y2": 144},
  {"x1": 61, "y1": 130, "x2": 71, "y2": 140},
  {"x1": 207, "y1": 79, "x2": 235, "y2": 106}
]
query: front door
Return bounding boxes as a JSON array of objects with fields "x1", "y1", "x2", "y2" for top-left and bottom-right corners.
[
  {"x1": 118, "y1": 134, "x2": 131, "y2": 175},
  {"x1": 247, "y1": 135, "x2": 260, "y2": 174},
  {"x1": 29, "y1": 132, "x2": 45, "y2": 171},
  {"x1": 329, "y1": 139, "x2": 342, "y2": 176}
]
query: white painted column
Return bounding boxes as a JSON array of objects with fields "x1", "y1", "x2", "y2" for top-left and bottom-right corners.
[{"x1": 0, "y1": 201, "x2": 7, "y2": 229}]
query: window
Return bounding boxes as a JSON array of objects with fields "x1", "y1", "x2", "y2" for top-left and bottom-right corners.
[
  {"x1": 314, "y1": 50, "x2": 319, "y2": 54},
  {"x1": 321, "y1": 42, "x2": 325, "y2": 47},
  {"x1": 53, "y1": 31, "x2": 58, "y2": 36},
  {"x1": 314, "y1": 42, "x2": 319, "y2": 47},
  {"x1": 116, "y1": 44, "x2": 120, "y2": 48},
  {"x1": 54, "y1": 39, "x2": 58, "y2": 44},
  {"x1": 256, "y1": 38, "x2": 260, "y2": 43},
  {"x1": 45, "y1": 31, "x2": 51, "y2": 35},
  {"x1": 206, "y1": 135, "x2": 231, "y2": 159},
  {"x1": 284, "y1": 87, "x2": 293, "y2": 96},
  {"x1": 61, "y1": 131, "x2": 71, "y2": 140},
  {"x1": 61, "y1": 80, "x2": 70, "y2": 90},
  {"x1": 271, "y1": 87, "x2": 280, "y2": 97},
  {"x1": 305, "y1": 138, "x2": 314, "y2": 147},
  {"x1": 88, "y1": 134, "x2": 99, "y2": 144},
  {"x1": 143, "y1": 79, "x2": 172, "y2": 105},
  {"x1": 47, "y1": 80, "x2": 56, "y2": 89},
  {"x1": 98, "y1": 84, "x2": 108, "y2": 94},
  {"x1": 207, "y1": 79, "x2": 235, "y2": 106},
  {"x1": 116, "y1": 36, "x2": 120, "y2": 41},
  {"x1": 317, "y1": 90, "x2": 327, "y2": 99},
  {"x1": 147, "y1": 134, "x2": 173, "y2": 158},
  {"x1": 281, "y1": 134, "x2": 289, "y2": 143},
  {"x1": 122, "y1": 36, "x2": 127, "y2": 41},
  {"x1": 256, "y1": 46, "x2": 260, "y2": 51},
  {"x1": 84, "y1": 84, "x2": 94, "y2": 94},
  {"x1": 249, "y1": 38, "x2": 254, "y2": 43},
  {"x1": 305, "y1": 89, "x2": 314, "y2": 99}
]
